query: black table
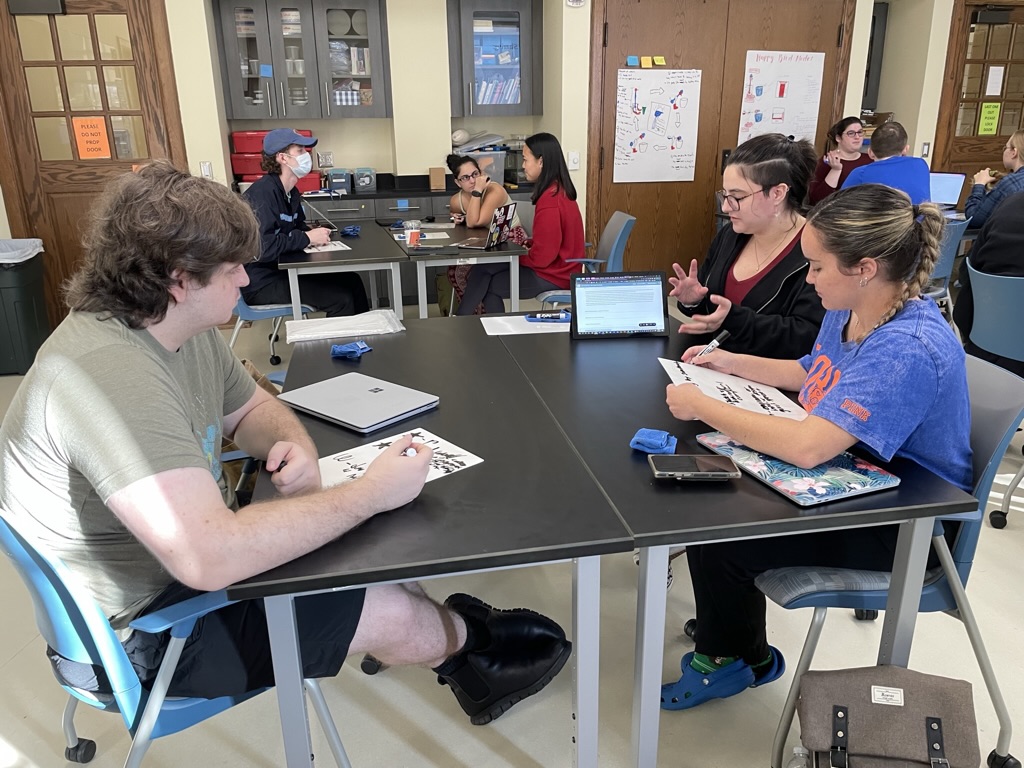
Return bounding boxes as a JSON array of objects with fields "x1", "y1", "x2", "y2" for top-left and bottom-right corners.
[
  {"x1": 228, "y1": 318, "x2": 633, "y2": 767},
  {"x1": 498, "y1": 329, "x2": 977, "y2": 768},
  {"x1": 277, "y1": 218, "x2": 408, "y2": 320}
]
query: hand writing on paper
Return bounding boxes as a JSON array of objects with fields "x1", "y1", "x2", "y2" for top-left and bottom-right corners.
[
  {"x1": 681, "y1": 345, "x2": 737, "y2": 374},
  {"x1": 677, "y1": 294, "x2": 732, "y2": 335},
  {"x1": 267, "y1": 441, "x2": 322, "y2": 496},
  {"x1": 665, "y1": 382, "x2": 706, "y2": 422},
  {"x1": 360, "y1": 434, "x2": 432, "y2": 510},
  {"x1": 307, "y1": 227, "x2": 332, "y2": 246},
  {"x1": 668, "y1": 259, "x2": 709, "y2": 306}
]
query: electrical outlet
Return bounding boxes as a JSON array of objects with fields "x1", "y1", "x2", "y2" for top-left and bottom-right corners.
[
  {"x1": 199, "y1": 161, "x2": 213, "y2": 178},
  {"x1": 567, "y1": 150, "x2": 580, "y2": 170},
  {"x1": 317, "y1": 151, "x2": 334, "y2": 168},
  {"x1": 921, "y1": 142, "x2": 931, "y2": 158}
]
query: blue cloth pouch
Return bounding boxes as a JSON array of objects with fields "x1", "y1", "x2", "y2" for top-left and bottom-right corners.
[
  {"x1": 339, "y1": 225, "x2": 361, "y2": 237},
  {"x1": 330, "y1": 341, "x2": 372, "y2": 359},
  {"x1": 630, "y1": 428, "x2": 677, "y2": 454}
]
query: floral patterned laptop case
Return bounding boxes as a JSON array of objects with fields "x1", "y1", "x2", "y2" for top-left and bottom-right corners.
[{"x1": 696, "y1": 431, "x2": 901, "y2": 507}]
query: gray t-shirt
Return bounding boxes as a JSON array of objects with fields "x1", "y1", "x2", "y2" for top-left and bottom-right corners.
[{"x1": 0, "y1": 311, "x2": 256, "y2": 631}]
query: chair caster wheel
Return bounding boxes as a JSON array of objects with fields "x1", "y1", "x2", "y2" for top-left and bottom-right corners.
[
  {"x1": 683, "y1": 618, "x2": 697, "y2": 642},
  {"x1": 854, "y1": 609, "x2": 878, "y2": 621},
  {"x1": 990, "y1": 511, "x2": 1008, "y2": 529},
  {"x1": 267, "y1": 333, "x2": 281, "y2": 343},
  {"x1": 65, "y1": 739, "x2": 96, "y2": 763},
  {"x1": 360, "y1": 654, "x2": 384, "y2": 675},
  {"x1": 269, "y1": 355, "x2": 282, "y2": 366},
  {"x1": 988, "y1": 749, "x2": 1022, "y2": 768}
]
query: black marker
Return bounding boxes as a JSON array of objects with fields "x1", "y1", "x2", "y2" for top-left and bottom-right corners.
[
  {"x1": 273, "y1": 459, "x2": 288, "y2": 474},
  {"x1": 695, "y1": 330, "x2": 730, "y2": 358}
]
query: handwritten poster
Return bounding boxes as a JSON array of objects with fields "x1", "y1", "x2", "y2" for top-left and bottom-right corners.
[
  {"x1": 72, "y1": 117, "x2": 111, "y2": 160},
  {"x1": 738, "y1": 50, "x2": 825, "y2": 145},
  {"x1": 614, "y1": 68, "x2": 702, "y2": 183}
]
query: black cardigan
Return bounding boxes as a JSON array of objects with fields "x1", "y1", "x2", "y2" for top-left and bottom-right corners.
[{"x1": 677, "y1": 224, "x2": 825, "y2": 359}]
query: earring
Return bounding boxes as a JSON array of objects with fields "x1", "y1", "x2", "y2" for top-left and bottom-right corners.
[{"x1": 859, "y1": 277, "x2": 868, "y2": 288}]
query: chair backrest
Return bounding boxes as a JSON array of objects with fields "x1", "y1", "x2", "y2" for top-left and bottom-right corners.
[
  {"x1": 928, "y1": 217, "x2": 971, "y2": 290},
  {"x1": 966, "y1": 260, "x2": 1024, "y2": 362},
  {"x1": 515, "y1": 200, "x2": 535, "y2": 237},
  {"x1": 594, "y1": 211, "x2": 637, "y2": 273},
  {"x1": 952, "y1": 356, "x2": 1024, "y2": 575},
  {"x1": 0, "y1": 512, "x2": 146, "y2": 727}
]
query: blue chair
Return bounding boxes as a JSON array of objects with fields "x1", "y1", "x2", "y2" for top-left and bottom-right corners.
[
  {"x1": 536, "y1": 211, "x2": 637, "y2": 309},
  {"x1": 229, "y1": 297, "x2": 314, "y2": 366},
  {"x1": 965, "y1": 260, "x2": 1024, "y2": 529},
  {"x1": 0, "y1": 512, "x2": 352, "y2": 767},
  {"x1": 757, "y1": 355, "x2": 1023, "y2": 768},
  {"x1": 924, "y1": 217, "x2": 971, "y2": 318}
]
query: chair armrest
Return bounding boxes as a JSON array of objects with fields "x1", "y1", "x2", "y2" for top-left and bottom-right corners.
[{"x1": 129, "y1": 589, "x2": 235, "y2": 637}]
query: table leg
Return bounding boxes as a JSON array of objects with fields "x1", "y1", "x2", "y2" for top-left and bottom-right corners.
[
  {"x1": 369, "y1": 274, "x2": 379, "y2": 310},
  {"x1": 265, "y1": 595, "x2": 314, "y2": 767},
  {"x1": 288, "y1": 270, "x2": 303, "y2": 322},
  {"x1": 391, "y1": 263, "x2": 404, "y2": 319},
  {"x1": 632, "y1": 545, "x2": 670, "y2": 768},
  {"x1": 877, "y1": 516, "x2": 933, "y2": 666},
  {"x1": 572, "y1": 556, "x2": 601, "y2": 768},
  {"x1": 510, "y1": 255, "x2": 521, "y2": 312},
  {"x1": 417, "y1": 261, "x2": 428, "y2": 319}
]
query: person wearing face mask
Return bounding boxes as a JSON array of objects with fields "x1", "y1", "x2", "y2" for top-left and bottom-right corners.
[{"x1": 242, "y1": 129, "x2": 369, "y2": 317}]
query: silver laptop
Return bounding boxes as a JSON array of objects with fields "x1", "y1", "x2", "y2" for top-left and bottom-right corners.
[
  {"x1": 278, "y1": 373, "x2": 439, "y2": 434},
  {"x1": 929, "y1": 172, "x2": 966, "y2": 208}
]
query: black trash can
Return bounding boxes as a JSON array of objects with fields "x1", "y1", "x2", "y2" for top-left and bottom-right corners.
[{"x1": 0, "y1": 239, "x2": 50, "y2": 375}]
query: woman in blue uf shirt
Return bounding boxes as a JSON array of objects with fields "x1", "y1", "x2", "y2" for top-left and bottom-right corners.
[{"x1": 658, "y1": 184, "x2": 972, "y2": 711}]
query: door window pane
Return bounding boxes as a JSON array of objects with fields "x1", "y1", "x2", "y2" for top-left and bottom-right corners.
[
  {"x1": 989, "y1": 24, "x2": 1013, "y2": 59},
  {"x1": 1013, "y1": 24, "x2": 1024, "y2": 59},
  {"x1": 967, "y1": 23, "x2": 989, "y2": 59},
  {"x1": 956, "y1": 103, "x2": 977, "y2": 136},
  {"x1": 56, "y1": 15, "x2": 95, "y2": 61},
  {"x1": 110, "y1": 115, "x2": 147, "y2": 159},
  {"x1": 1006, "y1": 64, "x2": 1024, "y2": 99},
  {"x1": 95, "y1": 15, "x2": 133, "y2": 60},
  {"x1": 103, "y1": 66, "x2": 141, "y2": 110},
  {"x1": 473, "y1": 12, "x2": 521, "y2": 107},
  {"x1": 34, "y1": 116, "x2": 73, "y2": 160},
  {"x1": 326, "y1": 9, "x2": 374, "y2": 108},
  {"x1": 1001, "y1": 102, "x2": 1022, "y2": 134},
  {"x1": 25, "y1": 67, "x2": 64, "y2": 112},
  {"x1": 16, "y1": 16, "x2": 55, "y2": 61},
  {"x1": 963, "y1": 63, "x2": 983, "y2": 98},
  {"x1": 279, "y1": 8, "x2": 309, "y2": 109},
  {"x1": 65, "y1": 67, "x2": 103, "y2": 110}
]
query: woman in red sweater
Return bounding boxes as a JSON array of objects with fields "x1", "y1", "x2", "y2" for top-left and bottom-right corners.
[
  {"x1": 455, "y1": 132, "x2": 584, "y2": 315},
  {"x1": 807, "y1": 116, "x2": 873, "y2": 205}
]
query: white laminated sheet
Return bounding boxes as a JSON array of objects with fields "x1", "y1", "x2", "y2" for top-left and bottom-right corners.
[{"x1": 286, "y1": 309, "x2": 405, "y2": 343}]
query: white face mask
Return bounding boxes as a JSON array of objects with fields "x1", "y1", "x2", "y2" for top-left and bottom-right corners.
[{"x1": 286, "y1": 151, "x2": 312, "y2": 178}]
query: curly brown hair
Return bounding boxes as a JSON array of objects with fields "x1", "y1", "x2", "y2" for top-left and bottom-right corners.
[{"x1": 65, "y1": 160, "x2": 260, "y2": 328}]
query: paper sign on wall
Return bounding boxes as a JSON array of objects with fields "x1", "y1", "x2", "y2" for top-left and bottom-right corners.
[
  {"x1": 738, "y1": 50, "x2": 825, "y2": 145},
  {"x1": 978, "y1": 103, "x2": 1001, "y2": 136},
  {"x1": 72, "y1": 117, "x2": 111, "y2": 160}
]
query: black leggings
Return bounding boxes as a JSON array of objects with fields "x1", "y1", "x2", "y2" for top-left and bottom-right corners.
[
  {"x1": 243, "y1": 271, "x2": 369, "y2": 317},
  {"x1": 455, "y1": 263, "x2": 561, "y2": 315}
]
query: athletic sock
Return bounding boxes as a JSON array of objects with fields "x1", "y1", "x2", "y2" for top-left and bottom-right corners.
[
  {"x1": 751, "y1": 651, "x2": 774, "y2": 677},
  {"x1": 689, "y1": 653, "x2": 739, "y2": 674}
]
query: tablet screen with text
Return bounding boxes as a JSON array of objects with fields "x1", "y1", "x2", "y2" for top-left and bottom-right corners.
[{"x1": 570, "y1": 271, "x2": 668, "y2": 339}]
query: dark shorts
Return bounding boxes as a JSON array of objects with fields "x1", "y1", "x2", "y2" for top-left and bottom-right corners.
[{"x1": 51, "y1": 582, "x2": 366, "y2": 699}]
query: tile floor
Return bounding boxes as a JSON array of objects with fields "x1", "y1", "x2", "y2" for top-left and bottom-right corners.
[{"x1": 0, "y1": 302, "x2": 1022, "y2": 767}]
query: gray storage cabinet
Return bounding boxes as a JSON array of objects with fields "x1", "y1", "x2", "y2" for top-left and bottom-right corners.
[{"x1": 0, "y1": 245, "x2": 50, "y2": 375}]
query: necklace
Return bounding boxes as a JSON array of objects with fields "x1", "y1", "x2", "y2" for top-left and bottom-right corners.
[{"x1": 752, "y1": 223, "x2": 795, "y2": 271}]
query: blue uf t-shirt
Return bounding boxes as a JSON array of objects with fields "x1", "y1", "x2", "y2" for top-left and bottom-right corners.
[{"x1": 797, "y1": 299, "x2": 972, "y2": 492}]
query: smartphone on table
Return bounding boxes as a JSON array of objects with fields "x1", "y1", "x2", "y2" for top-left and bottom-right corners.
[{"x1": 648, "y1": 454, "x2": 741, "y2": 480}]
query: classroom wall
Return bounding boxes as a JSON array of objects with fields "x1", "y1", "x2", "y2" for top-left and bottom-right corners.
[
  {"x1": 843, "y1": 0, "x2": 875, "y2": 119},
  {"x1": 0, "y1": 186, "x2": 11, "y2": 239}
]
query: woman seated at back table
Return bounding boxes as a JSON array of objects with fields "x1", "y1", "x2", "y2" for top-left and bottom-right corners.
[
  {"x1": 659, "y1": 185, "x2": 971, "y2": 711},
  {"x1": 965, "y1": 129, "x2": 1024, "y2": 229},
  {"x1": 455, "y1": 132, "x2": 584, "y2": 315},
  {"x1": 807, "y1": 116, "x2": 873, "y2": 205},
  {"x1": 669, "y1": 133, "x2": 825, "y2": 359}
]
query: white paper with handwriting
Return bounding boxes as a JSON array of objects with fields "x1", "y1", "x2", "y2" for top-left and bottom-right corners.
[{"x1": 659, "y1": 358, "x2": 806, "y2": 421}]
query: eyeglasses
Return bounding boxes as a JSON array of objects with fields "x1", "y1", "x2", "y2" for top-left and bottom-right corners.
[
  {"x1": 718, "y1": 187, "x2": 764, "y2": 211},
  {"x1": 844, "y1": 130, "x2": 865, "y2": 138},
  {"x1": 456, "y1": 170, "x2": 481, "y2": 183}
]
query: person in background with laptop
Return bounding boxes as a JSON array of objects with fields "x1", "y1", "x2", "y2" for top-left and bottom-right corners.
[
  {"x1": 242, "y1": 128, "x2": 369, "y2": 317},
  {"x1": 0, "y1": 162, "x2": 571, "y2": 728},
  {"x1": 444, "y1": 153, "x2": 527, "y2": 313},
  {"x1": 668, "y1": 133, "x2": 825, "y2": 359},
  {"x1": 964, "y1": 130, "x2": 1024, "y2": 229},
  {"x1": 657, "y1": 185, "x2": 970, "y2": 711},
  {"x1": 807, "y1": 116, "x2": 873, "y2": 205},
  {"x1": 455, "y1": 132, "x2": 584, "y2": 315},
  {"x1": 840, "y1": 121, "x2": 931, "y2": 205}
]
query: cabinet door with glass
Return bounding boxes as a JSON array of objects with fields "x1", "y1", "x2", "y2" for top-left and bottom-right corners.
[
  {"x1": 448, "y1": 0, "x2": 541, "y2": 118},
  {"x1": 265, "y1": 0, "x2": 323, "y2": 119},
  {"x1": 310, "y1": 0, "x2": 391, "y2": 118},
  {"x1": 219, "y1": 0, "x2": 277, "y2": 119}
]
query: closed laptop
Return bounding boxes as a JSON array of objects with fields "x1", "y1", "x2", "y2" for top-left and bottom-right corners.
[{"x1": 278, "y1": 373, "x2": 439, "y2": 434}]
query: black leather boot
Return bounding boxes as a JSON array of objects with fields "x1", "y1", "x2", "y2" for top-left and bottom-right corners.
[{"x1": 436, "y1": 593, "x2": 572, "y2": 725}]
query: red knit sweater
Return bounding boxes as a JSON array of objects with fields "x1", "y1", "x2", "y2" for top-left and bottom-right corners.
[{"x1": 524, "y1": 185, "x2": 585, "y2": 288}]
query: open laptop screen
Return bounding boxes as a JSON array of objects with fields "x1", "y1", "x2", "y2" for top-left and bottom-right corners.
[
  {"x1": 929, "y1": 172, "x2": 966, "y2": 206},
  {"x1": 570, "y1": 271, "x2": 668, "y2": 339}
]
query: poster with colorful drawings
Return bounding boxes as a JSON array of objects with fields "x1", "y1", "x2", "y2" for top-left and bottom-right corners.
[
  {"x1": 614, "y1": 68, "x2": 702, "y2": 183},
  {"x1": 738, "y1": 50, "x2": 825, "y2": 145}
]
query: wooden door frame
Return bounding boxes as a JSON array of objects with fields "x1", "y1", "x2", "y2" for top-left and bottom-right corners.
[
  {"x1": 933, "y1": 0, "x2": 1024, "y2": 172},
  {"x1": 0, "y1": 0, "x2": 188, "y2": 239},
  {"x1": 584, "y1": 0, "x2": 857, "y2": 247}
]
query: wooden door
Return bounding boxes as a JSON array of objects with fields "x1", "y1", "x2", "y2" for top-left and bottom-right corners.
[
  {"x1": 587, "y1": 0, "x2": 853, "y2": 275},
  {"x1": 934, "y1": 2, "x2": 1024, "y2": 202},
  {"x1": 0, "y1": 0, "x2": 187, "y2": 329}
]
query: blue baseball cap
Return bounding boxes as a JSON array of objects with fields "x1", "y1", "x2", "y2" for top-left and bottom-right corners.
[{"x1": 263, "y1": 128, "x2": 317, "y2": 155}]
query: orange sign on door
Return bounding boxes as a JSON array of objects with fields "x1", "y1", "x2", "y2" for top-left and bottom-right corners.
[{"x1": 72, "y1": 117, "x2": 111, "y2": 160}]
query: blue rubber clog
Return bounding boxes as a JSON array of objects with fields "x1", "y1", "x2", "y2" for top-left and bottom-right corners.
[
  {"x1": 660, "y1": 652, "x2": 755, "y2": 711},
  {"x1": 750, "y1": 646, "x2": 786, "y2": 688}
]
